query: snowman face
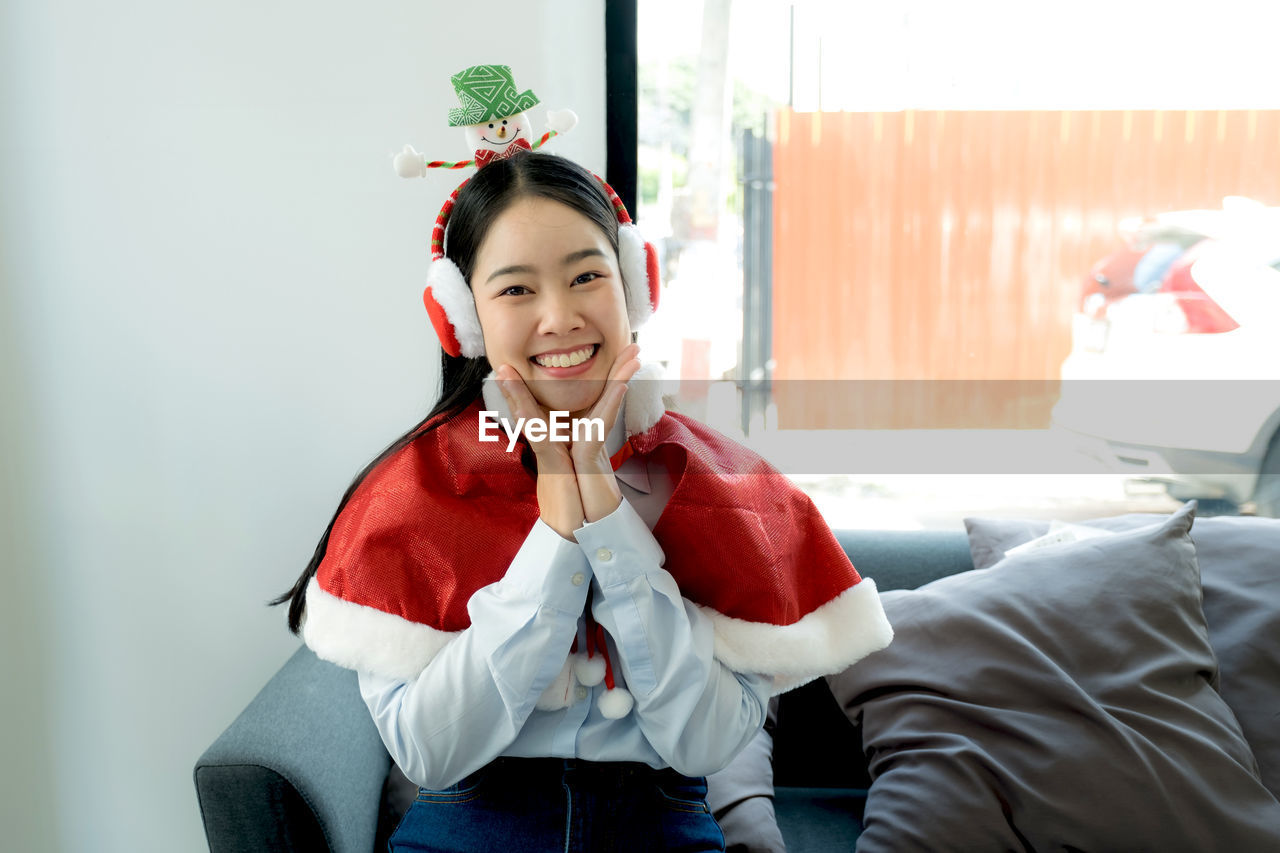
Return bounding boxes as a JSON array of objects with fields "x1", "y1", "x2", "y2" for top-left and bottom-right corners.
[{"x1": 464, "y1": 112, "x2": 534, "y2": 152}]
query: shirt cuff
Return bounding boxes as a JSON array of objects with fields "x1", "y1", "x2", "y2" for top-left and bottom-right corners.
[
  {"x1": 488, "y1": 518, "x2": 593, "y2": 615},
  {"x1": 573, "y1": 498, "x2": 666, "y2": 586}
]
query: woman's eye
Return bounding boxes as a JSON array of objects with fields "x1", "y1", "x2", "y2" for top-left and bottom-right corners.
[
  {"x1": 501, "y1": 285, "x2": 530, "y2": 296},
  {"x1": 573, "y1": 272, "x2": 600, "y2": 285}
]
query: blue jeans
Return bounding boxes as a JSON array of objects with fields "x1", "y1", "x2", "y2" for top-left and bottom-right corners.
[{"x1": 388, "y1": 757, "x2": 726, "y2": 852}]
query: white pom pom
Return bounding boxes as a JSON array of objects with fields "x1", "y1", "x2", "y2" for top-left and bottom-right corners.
[
  {"x1": 597, "y1": 687, "x2": 634, "y2": 719},
  {"x1": 573, "y1": 653, "x2": 606, "y2": 687}
]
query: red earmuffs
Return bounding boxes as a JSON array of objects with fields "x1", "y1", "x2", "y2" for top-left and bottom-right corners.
[{"x1": 423, "y1": 175, "x2": 661, "y2": 358}]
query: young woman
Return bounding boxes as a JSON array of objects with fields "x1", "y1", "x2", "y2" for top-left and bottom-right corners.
[{"x1": 273, "y1": 152, "x2": 892, "y2": 852}]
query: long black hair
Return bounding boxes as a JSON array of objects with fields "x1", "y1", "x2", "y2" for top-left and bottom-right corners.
[{"x1": 271, "y1": 152, "x2": 623, "y2": 634}]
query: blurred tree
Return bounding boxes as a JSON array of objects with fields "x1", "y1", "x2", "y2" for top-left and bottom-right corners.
[{"x1": 686, "y1": 0, "x2": 733, "y2": 241}]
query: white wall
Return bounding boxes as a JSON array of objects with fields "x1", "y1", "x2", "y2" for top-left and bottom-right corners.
[{"x1": 0, "y1": 2, "x2": 606, "y2": 850}]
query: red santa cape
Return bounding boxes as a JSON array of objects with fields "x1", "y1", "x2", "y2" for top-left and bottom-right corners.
[{"x1": 301, "y1": 369, "x2": 893, "y2": 694}]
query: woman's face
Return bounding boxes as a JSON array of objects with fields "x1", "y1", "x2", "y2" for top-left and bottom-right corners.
[{"x1": 470, "y1": 195, "x2": 631, "y2": 418}]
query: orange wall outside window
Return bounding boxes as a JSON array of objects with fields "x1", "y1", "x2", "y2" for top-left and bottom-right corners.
[{"x1": 771, "y1": 107, "x2": 1280, "y2": 428}]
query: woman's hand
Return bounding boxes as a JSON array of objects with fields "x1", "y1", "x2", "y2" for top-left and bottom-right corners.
[
  {"x1": 494, "y1": 364, "x2": 583, "y2": 539},
  {"x1": 494, "y1": 344, "x2": 642, "y2": 532},
  {"x1": 573, "y1": 344, "x2": 642, "y2": 522}
]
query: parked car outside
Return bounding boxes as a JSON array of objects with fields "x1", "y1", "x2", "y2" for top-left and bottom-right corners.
[{"x1": 1053, "y1": 199, "x2": 1280, "y2": 515}]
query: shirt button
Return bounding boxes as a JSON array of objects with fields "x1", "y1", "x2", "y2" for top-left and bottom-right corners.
[
  {"x1": 575, "y1": 686, "x2": 589, "y2": 701},
  {"x1": 571, "y1": 572, "x2": 585, "y2": 587},
  {"x1": 595, "y1": 548, "x2": 613, "y2": 562}
]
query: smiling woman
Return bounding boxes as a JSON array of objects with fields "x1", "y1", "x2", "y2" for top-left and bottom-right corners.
[{"x1": 270, "y1": 150, "x2": 892, "y2": 852}]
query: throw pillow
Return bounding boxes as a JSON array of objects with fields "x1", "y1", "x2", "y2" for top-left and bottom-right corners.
[
  {"x1": 829, "y1": 503, "x2": 1280, "y2": 851},
  {"x1": 965, "y1": 509, "x2": 1280, "y2": 800}
]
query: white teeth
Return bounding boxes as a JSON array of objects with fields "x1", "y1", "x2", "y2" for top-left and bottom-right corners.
[{"x1": 535, "y1": 346, "x2": 594, "y2": 368}]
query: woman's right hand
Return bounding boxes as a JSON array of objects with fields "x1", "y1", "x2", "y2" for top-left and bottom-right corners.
[{"x1": 494, "y1": 364, "x2": 584, "y2": 539}]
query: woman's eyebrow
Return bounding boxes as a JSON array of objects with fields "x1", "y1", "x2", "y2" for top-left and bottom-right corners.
[
  {"x1": 485, "y1": 263, "x2": 535, "y2": 284},
  {"x1": 562, "y1": 248, "x2": 606, "y2": 265}
]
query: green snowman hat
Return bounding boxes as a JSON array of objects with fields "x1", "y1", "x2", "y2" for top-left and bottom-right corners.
[{"x1": 447, "y1": 64, "x2": 540, "y2": 127}]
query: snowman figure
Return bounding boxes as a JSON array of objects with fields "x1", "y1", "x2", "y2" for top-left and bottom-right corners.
[{"x1": 394, "y1": 64, "x2": 577, "y2": 176}]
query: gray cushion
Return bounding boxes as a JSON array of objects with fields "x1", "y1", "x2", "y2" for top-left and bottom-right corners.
[
  {"x1": 773, "y1": 787, "x2": 863, "y2": 850},
  {"x1": 964, "y1": 509, "x2": 1280, "y2": 801},
  {"x1": 828, "y1": 503, "x2": 1280, "y2": 851}
]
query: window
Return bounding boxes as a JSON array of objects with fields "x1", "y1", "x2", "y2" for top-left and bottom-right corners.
[{"x1": 634, "y1": 0, "x2": 1280, "y2": 526}]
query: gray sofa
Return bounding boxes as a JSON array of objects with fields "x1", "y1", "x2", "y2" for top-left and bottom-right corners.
[
  {"x1": 195, "y1": 511, "x2": 1280, "y2": 850},
  {"x1": 194, "y1": 529, "x2": 972, "y2": 852}
]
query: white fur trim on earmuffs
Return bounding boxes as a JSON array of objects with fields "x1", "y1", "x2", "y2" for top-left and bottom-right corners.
[
  {"x1": 617, "y1": 224, "x2": 654, "y2": 330},
  {"x1": 301, "y1": 577, "x2": 459, "y2": 682},
  {"x1": 699, "y1": 578, "x2": 894, "y2": 695},
  {"x1": 427, "y1": 258, "x2": 485, "y2": 357}
]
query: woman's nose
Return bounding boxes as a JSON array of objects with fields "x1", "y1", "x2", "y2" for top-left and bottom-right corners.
[{"x1": 537, "y1": 290, "x2": 583, "y2": 335}]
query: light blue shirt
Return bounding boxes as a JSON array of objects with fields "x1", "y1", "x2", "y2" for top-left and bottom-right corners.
[{"x1": 358, "y1": 491, "x2": 774, "y2": 791}]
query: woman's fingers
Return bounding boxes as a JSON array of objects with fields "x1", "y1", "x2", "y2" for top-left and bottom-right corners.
[
  {"x1": 608, "y1": 343, "x2": 642, "y2": 385},
  {"x1": 496, "y1": 347, "x2": 644, "y2": 471},
  {"x1": 590, "y1": 381, "x2": 628, "y2": 440},
  {"x1": 589, "y1": 343, "x2": 641, "y2": 429},
  {"x1": 493, "y1": 365, "x2": 573, "y2": 465},
  {"x1": 494, "y1": 365, "x2": 544, "y2": 422},
  {"x1": 493, "y1": 368, "x2": 583, "y2": 535}
]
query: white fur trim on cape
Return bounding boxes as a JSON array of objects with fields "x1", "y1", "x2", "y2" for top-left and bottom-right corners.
[
  {"x1": 301, "y1": 577, "x2": 459, "y2": 681},
  {"x1": 698, "y1": 578, "x2": 894, "y2": 695},
  {"x1": 618, "y1": 224, "x2": 654, "y2": 330},
  {"x1": 427, "y1": 257, "x2": 485, "y2": 357},
  {"x1": 535, "y1": 654, "x2": 577, "y2": 710}
]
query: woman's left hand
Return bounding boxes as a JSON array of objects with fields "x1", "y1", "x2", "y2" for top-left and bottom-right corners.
[
  {"x1": 570, "y1": 343, "x2": 641, "y2": 473},
  {"x1": 572, "y1": 344, "x2": 641, "y2": 523}
]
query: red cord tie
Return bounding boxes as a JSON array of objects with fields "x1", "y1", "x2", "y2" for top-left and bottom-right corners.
[{"x1": 571, "y1": 601, "x2": 633, "y2": 718}]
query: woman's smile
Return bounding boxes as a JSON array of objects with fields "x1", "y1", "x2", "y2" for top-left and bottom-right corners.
[{"x1": 531, "y1": 344, "x2": 600, "y2": 374}]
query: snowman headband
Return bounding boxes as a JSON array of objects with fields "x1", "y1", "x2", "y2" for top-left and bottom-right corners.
[{"x1": 423, "y1": 166, "x2": 661, "y2": 359}]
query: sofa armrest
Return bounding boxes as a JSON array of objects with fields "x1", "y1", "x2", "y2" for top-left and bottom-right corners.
[{"x1": 194, "y1": 645, "x2": 390, "y2": 853}]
